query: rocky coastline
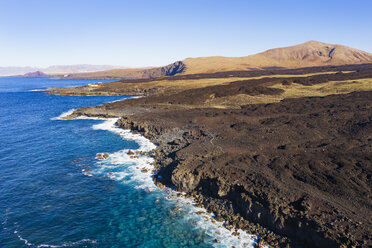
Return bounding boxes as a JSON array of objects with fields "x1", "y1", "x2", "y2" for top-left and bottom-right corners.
[
  {"x1": 116, "y1": 117, "x2": 291, "y2": 247},
  {"x1": 52, "y1": 65, "x2": 372, "y2": 247},
  {"x1": 63, "y1": 91, "x2": 371, "y2": 247},
  {"x1": 113, "y1": 92, "x2": 371, "y2": 248}
]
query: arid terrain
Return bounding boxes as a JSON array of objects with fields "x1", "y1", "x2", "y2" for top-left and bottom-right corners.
[
  {"x1": 47, "y1": 62, "x2": 372, "y2": 247},
  {"x1": 63, "y1": 41, "x2": 372, "y2": 79}
]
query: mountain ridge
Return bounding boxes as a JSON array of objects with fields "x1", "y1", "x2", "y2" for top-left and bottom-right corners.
[
  {"x1": 65, "y1": 41, "x2": 372, "y2": 79},
  {"x1": 182, "y1": 40, "x2": 372, "y2": 74}
]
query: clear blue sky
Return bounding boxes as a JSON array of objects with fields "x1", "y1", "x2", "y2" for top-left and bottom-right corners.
[{"x1": 0, "y1": 0, "x2": 371, "y2": 67}]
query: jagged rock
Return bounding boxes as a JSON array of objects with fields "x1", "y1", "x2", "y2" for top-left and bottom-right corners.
[
  {"x1": 96, "y1": 153, "x2": 104, "y2": 160},
  {"x1": 157, "y1": 182, "x2": 165, "y2": 189}
]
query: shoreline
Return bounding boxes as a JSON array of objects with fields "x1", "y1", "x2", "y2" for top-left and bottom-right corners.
[
  {"x1": 47, "y1": 66, "x2": 372, "y2": 247},
  {"x1": 115, "y1": 116, "x2": 289, "y2": 248},
  {"x1": 56, "y1": 111, "x2": 261, "y2": 248}
]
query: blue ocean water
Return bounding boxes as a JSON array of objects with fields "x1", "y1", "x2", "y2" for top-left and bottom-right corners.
[{"x1": 0, "y1": 77, "x2": 256, "y2": 248}]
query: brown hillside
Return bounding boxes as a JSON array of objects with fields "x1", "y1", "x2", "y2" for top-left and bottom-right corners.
[{"x1": 65, "y1": 41, "x2": 372, "y2": 79}]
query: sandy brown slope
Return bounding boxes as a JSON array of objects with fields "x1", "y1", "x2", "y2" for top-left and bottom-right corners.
[
  {"x1": 182, "y1": 41, "x2": 372, "y2": 74},
  {"x1": 65, "y1": 41, "x2": 372, "y2": 79}
]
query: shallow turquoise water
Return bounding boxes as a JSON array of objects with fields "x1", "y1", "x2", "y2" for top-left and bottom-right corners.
[{"x1": 0, "y1": 77, "x2": 255, "y2": 248}]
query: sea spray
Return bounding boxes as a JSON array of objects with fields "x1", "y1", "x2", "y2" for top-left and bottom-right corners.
[
  {"x1": 90, "y1": 118, "x2": 258, "y2": 248},
  {"x1": 14, "y1": 228, "x2": 97, "y2": 248},
  {"x1": 51, "y1": 109, "x2": 76, "y2": 120}
]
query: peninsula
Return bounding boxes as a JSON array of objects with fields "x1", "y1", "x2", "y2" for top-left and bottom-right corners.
[{"x1": 48, "y1": 41, "x2": 372, "y2": 247}]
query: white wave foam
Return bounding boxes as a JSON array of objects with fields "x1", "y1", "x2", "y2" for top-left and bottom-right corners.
[
  {"x1": 91, "y1": 118, "x2": 156, "y2": 152},
  {"x1": 37, "y1": 239, "x2": 97, "y2": 248},
  {"x1": 14, "y1": 230, "x2": 33, "y2": 246},
  {"x1": 15, "y1": 231, "x2": 97, "y2": 248},
  {"x1": 29, "y1": 89, "x2": 44, "y2": 92},
  {"x1": 50, "y1": 109, "x2": 76, "y2": 120},
  {"x1": 14, "y1": 224, "x2": 97, "y2": 247},
  {"x1": 91, "y1": 118, "x2": 157, "y2": 190},
  {"x1": 164, "y1": 193, "x2": 257, "y2": 248},
  {"x1": 51, "y1": 95, "x2": 141, "y2": 121},
  {"x1": 2, "y1": 208, "x2": 10, "y2": 230},
  {"x1": 90, "y1": 118, "x2": 257, "y2": 247}
]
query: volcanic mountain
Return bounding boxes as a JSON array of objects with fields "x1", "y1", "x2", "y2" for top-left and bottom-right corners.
[{"x1": 66, "y1": 41, "x2": 372, "y2": 79}]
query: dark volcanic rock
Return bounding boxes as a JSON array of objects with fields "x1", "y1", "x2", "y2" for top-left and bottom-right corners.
[
  {"x1": 116, "y1": 91, "x2": 372, "y2": 247},
  {"x1": 54, "y1": 65, "x2": 372, "y2": 247}
]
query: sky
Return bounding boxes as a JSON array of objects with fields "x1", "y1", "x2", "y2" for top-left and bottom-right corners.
[{"x1": 0, "y1": 0, "x2": 371, "y2": 67}]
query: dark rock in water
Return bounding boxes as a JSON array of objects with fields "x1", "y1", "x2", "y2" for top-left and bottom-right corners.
[
  {"x1": 97, "y1": 153, "x2": 109, "y2": 160},
  {"x1": 127, "y1": 150, "x2": 134, "y2": 155},
  {"x1": 157, "y1": 182, "x2": 165, "y2": 189},
  {"x1": 255, "y1": 238, "x2": 266, "y2": 248},
  {"x1": 96, "y1": 153, "x2": 104, "y2": 160}
]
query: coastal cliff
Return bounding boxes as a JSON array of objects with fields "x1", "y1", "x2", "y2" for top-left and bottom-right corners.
[
  {"x1": 52, "y1": 64, "x2": 372, "y2": 247},
  {"x1": 114, "y1": 91, "x2": 371, "y2": 247}
]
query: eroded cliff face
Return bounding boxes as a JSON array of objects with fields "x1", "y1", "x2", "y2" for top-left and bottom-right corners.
[
  {"x1": 115, "y1": 91, "x2": 372, "y2": 247},
  {"x1": 130, "y1": 61, "x2": 186, "y2": 79},
  {"x1": 63, "y1": 61, "x2": 186, "y2": 79}
]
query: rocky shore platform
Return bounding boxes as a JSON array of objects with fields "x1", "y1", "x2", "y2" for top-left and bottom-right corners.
[{"x1": 48, "y1": 64, "x2": 372, "y2": 247}]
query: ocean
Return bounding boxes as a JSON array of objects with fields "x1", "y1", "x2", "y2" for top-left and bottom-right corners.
[{"x1": 0, "y1": 77, "x2": 256, "y2": 248}]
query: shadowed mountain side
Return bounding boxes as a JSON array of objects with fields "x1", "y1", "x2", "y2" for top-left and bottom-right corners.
[{"x1": 64, "y1": 61, "x2": 185, "y2": 79}]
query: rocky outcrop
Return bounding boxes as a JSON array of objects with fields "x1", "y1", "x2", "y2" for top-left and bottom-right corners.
[
  {"x1": 156, "y1": 61, "x2": 186, "y2": 77},
  {"x1": 115, "y1": 91, "x2": 372, "y2": 247},
  {"x1": 64, "y1": 61, "x2": 185, "y2": 79}
]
